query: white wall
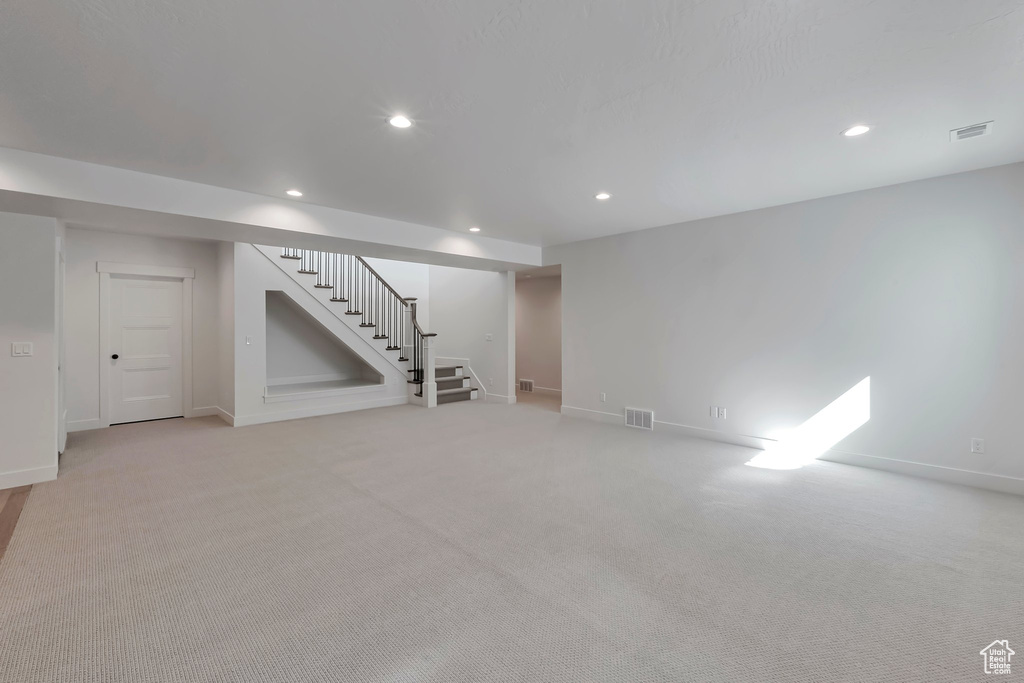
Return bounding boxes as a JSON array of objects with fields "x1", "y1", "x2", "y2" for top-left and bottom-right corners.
[
  {"x1": 515, "y1": 276, "x2": 561, "y2": 392},
  {"x1": 0, "y1": 212, "x2": 59, "y2": 487},
  {"x1": 217, "y1": 241, "x2": 235, "y2": 417},
  {"x1": 265, "y1": 292, "x2": 377, "y2": 384},
  {"x1": 429, "y1": 266, "x2": 515, "y2": 402},
  {"x1": 64, "y1": 229, "x2": 222, "y2": 429},
  {"x1": 546, "y1": 162, "x2": 1024, "y2": 492},
  {"x1": 363, "y1": 257, "x2": 430, "y2": 329}
]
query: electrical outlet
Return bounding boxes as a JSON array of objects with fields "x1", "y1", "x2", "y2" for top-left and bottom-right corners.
[
  {"x1": 245, "y1": 336, "x2": 253, "y2": 345},
  {"x1": 600, "y1": 392, "x2": 607, "y2": 402},
  {"x1": 711, "y1": 406, "x2": 727, "y2": 419},
  {"x1": 488, "y1": 377, "x2": 494, "y2": 387},
  {"x1": 718, "y1": 407, "x2": 727, "y2": 419},
  {"x1": 971, "y1": 438, "x2": 985, "y2": 454}
]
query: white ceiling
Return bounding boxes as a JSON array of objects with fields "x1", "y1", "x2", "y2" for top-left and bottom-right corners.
[{"x1": 1, "y1": 1, "x2": 1022, "y2": 247}]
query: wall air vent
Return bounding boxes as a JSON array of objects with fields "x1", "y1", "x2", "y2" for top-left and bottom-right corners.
[
  {"x1": 625, "y1": 407, "x2": 654, "y2": 431},
  {"x1": 950, "y1": 121, "x2": 993, "y2": 142},
  {"x1": 519, "y1": 379, "x2": 534, "y2": 392}
]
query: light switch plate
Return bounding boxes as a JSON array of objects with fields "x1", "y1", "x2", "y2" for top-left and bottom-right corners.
[{"x1": 11, "y1": 342, "x2": 33, "y2": 357}]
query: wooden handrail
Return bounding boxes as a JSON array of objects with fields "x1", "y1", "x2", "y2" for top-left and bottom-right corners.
[
  {"x1": 355, "y1": 256, "x2": 409, "y2": 308},
  {"x1": 281, "y1": 247, "x2": 436, "y2": 396},
  {"x1": 405, "y1": 299, "x2": 436, "y2": 337},
  {"x1": 354, "y1": 256, "x2": 435, "y2": 335}
]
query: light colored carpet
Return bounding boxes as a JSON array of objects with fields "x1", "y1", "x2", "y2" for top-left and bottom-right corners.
[
  {"x1": 514, "y1": 391, "x2": 561, "y2": 413},
  {"x1": 1, "y1": 401, "x2": 1021, "y2": 682}
]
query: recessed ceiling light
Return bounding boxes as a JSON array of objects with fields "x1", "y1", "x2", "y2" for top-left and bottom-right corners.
[
  {"x1": 595, "y1": 192, "x2": 612, "y2": 200},
  {"x1": 842, "y1": 124, "x2": 871, "y2": 137},
  {"x1": 469, "y1": 227, "x2": 481, "y2": 232},
  {"x1": 388, "y1": 115, "x2": 412, "y2": 129},
  {"x1": 286, "y1": 189, "x2": 303, "y2": 197}
]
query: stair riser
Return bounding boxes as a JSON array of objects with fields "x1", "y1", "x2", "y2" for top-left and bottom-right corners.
[{"x1": 437, "y1": 391, "x2": 475, "y2": 404}]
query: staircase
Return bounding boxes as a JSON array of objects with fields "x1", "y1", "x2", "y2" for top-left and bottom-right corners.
[
  {"x1": 274, "y1": 247, "x2": 478, "y2": 407},
  {"x1": 428, "y1": 364, "x2": 477, "y2": 404}
]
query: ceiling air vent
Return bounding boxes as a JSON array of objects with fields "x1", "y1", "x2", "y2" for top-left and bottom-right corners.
[
  {"x1": 625, "y1": 407, "x2": 654, "y2": 431},
  {"x1": 950, "y1": 121, "x2": 993, "y2": 142},
  {"x1": 519, "y1": 379, "x2": 534, "y2": 392}
]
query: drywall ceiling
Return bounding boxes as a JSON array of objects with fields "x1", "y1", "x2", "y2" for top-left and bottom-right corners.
[
  {"x1": 516, "y1": 265, "x2": 561, "y2": 280},
  {"x1": 1, "y1": 1, "x2": 1022, "y2": 247}
]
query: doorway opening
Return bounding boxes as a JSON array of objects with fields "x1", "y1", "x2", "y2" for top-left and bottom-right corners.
[{"x1": 514, "y1": 265, "x2": 561, "y2": 413}]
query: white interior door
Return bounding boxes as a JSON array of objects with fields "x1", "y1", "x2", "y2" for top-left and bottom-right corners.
[{"x1": 108, "y1": 276, "x2": 184, "y2": 424}]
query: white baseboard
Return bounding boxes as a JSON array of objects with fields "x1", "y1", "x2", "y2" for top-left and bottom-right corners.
[
  {"x1": 190, "y1": 406, "x2": 222, "y2": 418},
  {"x1": 818, "y1": 449, "x2": 1024, "y2": 497},
  {"x1": 0, "y1": 464, "x2": 58, "y2": 489},
  {"x1": 560, "y1": 405, "x2": 621, "y2": 424},
  {"x1": 233, "y1": 395, "x2": 408, "y2": 427},
  {"x1": 532, "y1": 386, "x2": 562, "y2": 397},
  {"x1": 564, "y1": 408, "x2": 772, "y2": 450},
  {"x1": 67, "y1": 418, "x2": 102, "y2": 433},
  {"x1": 69, "y1": 409, "x2": 227, "y2": 431},
  {"x1": 652, "y1": 418, "x2": 775, "y2": 450},
  {"x1": 486, "y1": 393, "x2": 516, "y2": 404},
  {"x1": 560, "y1": 404, "x2": 1024, "y2": 497}
]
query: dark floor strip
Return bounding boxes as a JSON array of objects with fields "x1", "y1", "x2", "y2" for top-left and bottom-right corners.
[{"x1": 0, "y1": 485, "x2": 32, "y2": 563}]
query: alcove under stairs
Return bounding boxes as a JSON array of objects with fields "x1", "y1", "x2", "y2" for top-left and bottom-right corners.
[{"x1": 264, "y1": 290, "x2": 383, "y2": 403}]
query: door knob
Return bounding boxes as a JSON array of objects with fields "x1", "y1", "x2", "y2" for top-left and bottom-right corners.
[{"x1": 111, "y1": 354, "x2": 119, "y2": 360}]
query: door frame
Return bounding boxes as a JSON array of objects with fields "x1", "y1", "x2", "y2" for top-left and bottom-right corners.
[
  {"x1": 57, "y1": 235, "x2": 66, "y2": 452},
  {"x1": 98, "y1": 262, "x2": 195, "y2": 428}
]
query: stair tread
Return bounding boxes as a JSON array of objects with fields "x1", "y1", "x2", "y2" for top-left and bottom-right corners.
[
  {"x1": 414, "y1": 386, "x2": 477, "y2": 399},
  {"x1": 436, "y1": 365, "x2": 463, "y2": 370},
  {"x1": 412, "y1": 364, "x2": 462, "y2": 373},
  {"x1": 411, "y1": 379, "x2": 467, "y2": 386}
]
